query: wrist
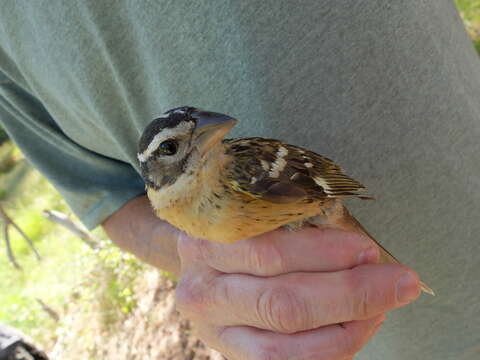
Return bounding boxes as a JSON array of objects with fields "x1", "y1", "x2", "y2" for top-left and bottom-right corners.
[{"x1": 102, "y1": 195, "x2": 181, "y2": 275}]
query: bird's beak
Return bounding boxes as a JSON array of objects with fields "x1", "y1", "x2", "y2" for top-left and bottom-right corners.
[{"x1": 191, "y1": 110, "x2": 237, "y2": 155}]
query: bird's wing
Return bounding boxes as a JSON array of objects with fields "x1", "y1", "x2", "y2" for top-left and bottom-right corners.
[{"x1": 224, "y1": 137, "x2": 371, "y2": 204}]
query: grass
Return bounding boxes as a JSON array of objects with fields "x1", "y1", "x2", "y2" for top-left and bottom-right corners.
[
  {"x1": 0, "y1": 141, "x2": 145, "y2": 349},
  {"x1": 456, "y1": 0, "x2": 480, "y2": 53},
  {"x1": 0, "y1": 141, "x2": 86, "y2": 342}
]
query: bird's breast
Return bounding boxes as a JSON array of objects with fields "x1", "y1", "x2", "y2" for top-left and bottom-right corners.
[{"x1": 148, "y1": 179, "x2": 321, "y2": 242}]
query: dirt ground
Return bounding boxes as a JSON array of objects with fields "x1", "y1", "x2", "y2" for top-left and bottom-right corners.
[{"x1": 49, "y1": 270, "x2": 224, "y2": 360}]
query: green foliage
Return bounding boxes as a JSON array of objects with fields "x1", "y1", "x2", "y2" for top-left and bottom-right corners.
[
  {"x1": 0, "y1": 143, "x2": 145, "y2": 348},
  {"x1": 456, "y1": 0, "x2": 480, "y2": 54},
  {"x1": 0, "y1": 231, "x2": 88, "y2": 339},
  {"x1": 456, "y1": 0, "x2": 480, "y2": 21},
  {"x1": 90, "y1": 241, "x2": 144, "y2": 323}
]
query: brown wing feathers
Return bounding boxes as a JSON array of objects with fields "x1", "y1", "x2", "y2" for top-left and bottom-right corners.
[{"x1": 224, "y1": 138, "x2": 371, "y2": 203}]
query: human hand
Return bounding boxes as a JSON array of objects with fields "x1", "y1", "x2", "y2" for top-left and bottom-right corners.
[{"x1": 176, "y1": 228, "x2": 421, "y2": 360}]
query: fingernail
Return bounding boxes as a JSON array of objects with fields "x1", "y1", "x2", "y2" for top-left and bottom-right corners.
[
  {"x1": 396, "y1": 272, "x2": 420, "y2": 303},
  {"x1": 357, "y1": 247, "x2": 379, "y2": 265}
]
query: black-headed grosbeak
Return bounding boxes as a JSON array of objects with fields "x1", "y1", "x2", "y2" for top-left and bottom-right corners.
[{"x1": 138, "y1": 106, "x2": 433, "y2": 295}]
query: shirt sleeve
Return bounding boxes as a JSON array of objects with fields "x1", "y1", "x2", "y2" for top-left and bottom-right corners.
[{"x1": 0, "y1": 71, "x2": 146, "y2": 229}]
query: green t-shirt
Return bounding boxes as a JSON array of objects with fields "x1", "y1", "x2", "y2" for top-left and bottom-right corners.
[{"x1": 1, "y1": 1, "x2": 479, "y2": 359}]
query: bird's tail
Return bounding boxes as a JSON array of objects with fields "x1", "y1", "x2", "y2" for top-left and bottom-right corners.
[{"x1": 310, "y1": 199, "x2": 435, "y2": 296}]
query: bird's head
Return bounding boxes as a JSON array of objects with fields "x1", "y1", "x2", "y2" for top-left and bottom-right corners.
[{"x1": 137, "y1": 106, "x2": 237, "y2": 189}]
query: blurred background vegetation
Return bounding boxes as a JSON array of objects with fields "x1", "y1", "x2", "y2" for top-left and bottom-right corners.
[
  {"x1": 0, "y1": 1, "x2": 479, "y2": 357},
  {"x1": 0, "y1": 141, "x2": 145, "y2": 353},
  {"x1": 457, "y1": 0, "x2": 480, "y2": 52}
]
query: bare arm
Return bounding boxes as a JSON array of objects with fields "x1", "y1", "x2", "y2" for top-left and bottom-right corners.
[{"x1": 102, "y1": 195, "x2": 181, "y2": 276}]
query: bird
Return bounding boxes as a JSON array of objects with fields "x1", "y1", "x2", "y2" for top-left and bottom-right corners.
[{"x1": 137, "y1": 106, "x2": 434, "y2": 295}]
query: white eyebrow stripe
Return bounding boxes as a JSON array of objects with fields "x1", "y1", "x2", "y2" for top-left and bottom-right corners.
[
  {"x1": 137, "y1": 121, "x2": 194, "y2": 162},
  {"x1": 151, "y1": 114, "x2": 169, "y2": 120}
]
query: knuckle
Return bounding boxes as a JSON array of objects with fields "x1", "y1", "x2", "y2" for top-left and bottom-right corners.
[
  {"x1": 342, "y1": 270, "x2": 372, "y2": 319},
  {"x1": 212, "y1": 277, "x2": 233, "y2": 309},
  {"x1": 177, "y1": 234, "x2": 212, "y2": 262},
  {"x1": 247, "y1": 240, "x2": 285, "y2": 276},
  {"x1": 175, "y1": 276, "x2": 211, "y2": 318},
  {"x1": 195, "y1": 238, "x2": 214, "y2": 263},
  {"x1": 357, "y1": 288, "x2": 372, "y2": 319},
  {"x1": 256, "y1": 285, "x2": 310, "y2": 334},
  {"x1": 177, "y1": 233, "x2": 197, "y2": 260}
]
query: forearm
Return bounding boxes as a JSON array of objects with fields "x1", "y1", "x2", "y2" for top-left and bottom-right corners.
[{"x1": 102, "y1": 195, "x2": 181, "y2": 276}]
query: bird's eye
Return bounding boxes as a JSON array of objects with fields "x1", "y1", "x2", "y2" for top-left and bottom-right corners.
[{"x1": 159, "y1": 139, "x2": 178, "y2": 155}]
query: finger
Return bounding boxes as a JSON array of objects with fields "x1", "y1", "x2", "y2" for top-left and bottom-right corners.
[
  {"x1": 176, "y1": 263, "x2": 419, "y2": 333},
  {"x1": 178, "y1": 228, "x2": 379, "y2": 275},
  {"x1": 369, "y1": 312, "x2": 386, "y2": 338},
  {"x1": 197, "y1": 314, "x2": 385, "y2": 360}
]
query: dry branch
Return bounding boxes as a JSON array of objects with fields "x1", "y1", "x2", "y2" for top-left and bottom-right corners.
[
  {"x1": 0, "y1": 204, "x2": 41, "y2": 270},
  {"x1": 35, "y1": 298, "x2": 60, "y2": 322},
  {"x1": 42, "y1": 210, "x2": 98, "y2": 249}
]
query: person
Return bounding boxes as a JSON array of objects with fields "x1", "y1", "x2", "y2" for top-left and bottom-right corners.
[{"x1": 0, "y1": 1, "x2": 478, "y2": 359}]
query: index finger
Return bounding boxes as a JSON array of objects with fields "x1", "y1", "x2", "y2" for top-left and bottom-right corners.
[{"x1": 179, "y1": 227, "x2": 379, "y2": 275}]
